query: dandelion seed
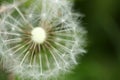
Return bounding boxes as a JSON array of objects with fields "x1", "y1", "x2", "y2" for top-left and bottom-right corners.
[
  {"x1": 0, "y1": 0, "x2": 86, "y2": 80},
  {"x1": 0, "y1": 0, "x2": 26, "y2": 14}
]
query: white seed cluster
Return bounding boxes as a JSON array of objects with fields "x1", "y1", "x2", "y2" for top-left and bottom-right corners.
[
  {"x1": 0, "y1": 0, "x2": 86, "y2": 80},
  {"x1": 31, "y1": 27, "x2": 46, "y2": 44}
]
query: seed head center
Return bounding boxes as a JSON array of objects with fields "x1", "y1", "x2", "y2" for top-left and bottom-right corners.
[{"x1": 31, "y1": 27, "x2": 46, "y2": 44}]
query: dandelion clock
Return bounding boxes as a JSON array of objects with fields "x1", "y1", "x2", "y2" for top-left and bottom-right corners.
[{"x1": 0, "y1": 0, "x2": 86, "y2": 80}]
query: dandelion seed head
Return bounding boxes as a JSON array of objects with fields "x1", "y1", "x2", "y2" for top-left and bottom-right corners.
[{"x1": 0, "y1": 0, "x2": 87, "y2": 80}]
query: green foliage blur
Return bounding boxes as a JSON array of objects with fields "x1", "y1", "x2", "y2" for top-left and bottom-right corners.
[
  {"x1": 0, "y1": 0, "x2": 120, "y2": 80},
  {"x1": 70, "y1": 0, "x2": 120, "y2": 80}
]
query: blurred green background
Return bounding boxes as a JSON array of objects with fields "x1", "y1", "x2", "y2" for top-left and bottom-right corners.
[
  {"x1": 69, "y1": 0, "x2": 120, "y2": 80},
  {"x1": 0, "y1": 0, "x2": 120, "y2": 80}
]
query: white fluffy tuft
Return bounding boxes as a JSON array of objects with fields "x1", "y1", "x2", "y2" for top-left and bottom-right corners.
[{"x1": 0, "y1": 0, "x2": 87, "y2": 80}]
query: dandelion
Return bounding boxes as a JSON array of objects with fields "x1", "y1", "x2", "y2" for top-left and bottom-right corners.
[{"x1": 0, "y1": 0, "x2": 86, "y2": 80}]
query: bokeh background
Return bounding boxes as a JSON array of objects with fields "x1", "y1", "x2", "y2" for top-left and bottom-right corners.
[{"x1": 0, "y1": 0, "x2": 120, "y2": 80}]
